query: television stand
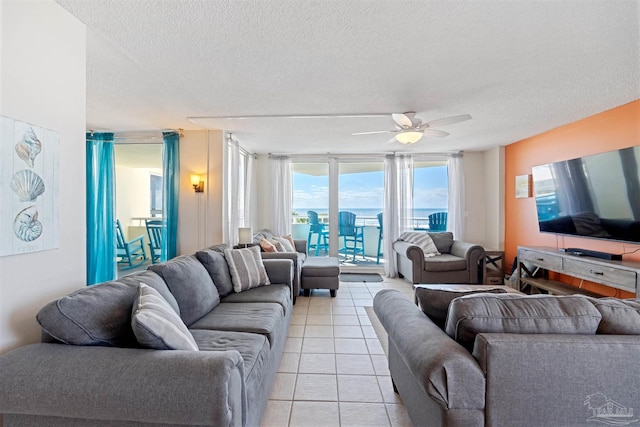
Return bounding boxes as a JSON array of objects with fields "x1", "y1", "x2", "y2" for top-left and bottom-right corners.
[
  {"x1": 516, "y1": 246, "x2": 639, "y2": 296},
  {"x1": 564, "y1": 247, "x2": 622, "y2": 261}
]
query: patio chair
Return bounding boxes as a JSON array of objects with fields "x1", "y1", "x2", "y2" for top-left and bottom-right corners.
[
  {"x1": 115, "y1": 219, "x2": 147, "y2": 270},
  {"x1": 307, "y1": 211, "x2": 329, "y2": 256},
  {"x1": 338, "y1": 211, "x2": 365, "y2": 261},
  {"x1": 145, "y1": 219, "x2": 163, "y2": 264},
  {"x1": 428, "y1": 212, "x2": 448, "y2": 231}
]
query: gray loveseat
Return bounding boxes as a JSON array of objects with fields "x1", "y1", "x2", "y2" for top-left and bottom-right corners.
[
  {"x1": 393, "y1": 231, "x2": 485, "y2": 284},
  {"x1": 374, "y1": 288, "x2": 640, "y2": 427},
  {"x1": 252, "y1": 229, "x2": 307, "y2": 302},
  {"x1": 0, "y1": 245, "x2": 294, "y2": 427}
]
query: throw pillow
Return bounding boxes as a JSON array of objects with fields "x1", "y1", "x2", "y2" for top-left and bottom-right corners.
[
  {"x1": 260, "y1": 238, "x2": 278, "y2": 253},
  {"x1": 148, "y1": 255, "x2": 220, "y2": 326},
  {"x1": 269, "y1": 239, "x2": 285, "y2": 252},
  {"x1": 131, "y1": 283, "x2": 199, "y2": 351},
  {"x1": 445, "y1": 294, "x2": 602, "y2": 351},
  {"x1": 272, "y1": 236, "x2": 296, "y2": 252},
  {"x1": 224, "y1": 245, "x2": 271, "y2": 292},
  {"x1": 415, "y1": 286, "x2": 507, "y2": 329},
  {"x1": 398, "y1": 231, "x2": 440, "y2": 257},
  {"x1": 195, "y1": 248, "x2": 234, "y2": 298}
]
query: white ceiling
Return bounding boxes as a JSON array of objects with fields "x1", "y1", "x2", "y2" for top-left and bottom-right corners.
[{"x1": 55, "y1": 0, "x2": 640, "y2": 154}]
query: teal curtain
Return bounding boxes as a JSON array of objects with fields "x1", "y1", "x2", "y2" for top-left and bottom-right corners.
[
  {"x1": 162, "y1": 131, "x2": 180, "y2": 261},
  {"x1": 86, "y1": 132, "x2": 115, "y2": 285}
]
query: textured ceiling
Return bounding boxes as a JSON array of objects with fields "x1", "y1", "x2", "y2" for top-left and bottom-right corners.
[{"x1": 55, "y1": 0, "x2": 640, "y2": 154}]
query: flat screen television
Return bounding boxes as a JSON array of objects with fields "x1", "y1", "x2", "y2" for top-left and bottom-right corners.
[{"x1": 531, "y1": 146, "x2": 640, "y2": 245}]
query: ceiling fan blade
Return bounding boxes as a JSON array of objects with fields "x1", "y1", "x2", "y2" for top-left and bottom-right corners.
[
  {"x1": 422, "y1": 129, "x2": 450, "y2": 138},
  {"x1": 385, "y1": 136, "x2": 399, "y2": 144},
  {"x1": 423, "y1": 114, "x2": 472, "y2": 128},
  {"x1": 352, "y1": 130, "x2": 393, "y2": 136},
  {"x1": 392, "y1": 113, "x2": 413, "y2": 128}
]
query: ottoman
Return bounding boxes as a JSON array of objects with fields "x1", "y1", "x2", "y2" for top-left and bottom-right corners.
[{"x1": 301, "y1": 256, "x2": 340, "y2": 297}]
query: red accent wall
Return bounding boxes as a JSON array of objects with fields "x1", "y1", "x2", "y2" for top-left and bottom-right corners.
[{"x1": 504, "y1": 100, "x2": 640, "y2": 297}]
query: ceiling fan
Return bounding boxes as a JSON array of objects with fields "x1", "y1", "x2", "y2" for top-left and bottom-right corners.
[{"x1": 352, "y1": 112, "x2": 472, "y2": 144}]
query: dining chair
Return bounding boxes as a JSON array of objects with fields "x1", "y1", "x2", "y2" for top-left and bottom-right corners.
[
  {"x1": 307, "y1": 211, "x2": 329, "y2": 256},
  {"x1": 338, "y1": 211, "x2": 364, "y2": 261},
  {"x1": 115, "y1": 219, "x2": 147, "y2": 270},
  {"x1": 145, "y1": 219, "x2": 163, "y2": 264}
]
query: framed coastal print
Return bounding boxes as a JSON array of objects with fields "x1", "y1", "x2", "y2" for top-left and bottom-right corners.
[{"x1": 0, "y1": 116, "x2": 59, "y2": 256}]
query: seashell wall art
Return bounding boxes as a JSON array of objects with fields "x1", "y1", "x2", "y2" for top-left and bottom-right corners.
[{"x1": 0, "y1": 116, "x2": 59, "y2": 256}]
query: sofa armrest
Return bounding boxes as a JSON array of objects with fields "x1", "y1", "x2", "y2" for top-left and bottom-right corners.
[
  {"x1": 263, "y1": 258, "x2": 294, "y2": 289},
  {"x1": 373, "y1": 289, "x2": 485, "y2": 410},
  {"x1": 0, "y1": 344, "x2": 245, "y2": 426},
  {"x1": 294, "y1": 239, "x2": 307, "y2": 254},
  {"x1": 393, "y1": 240, "x2": 425, "y2": 280},
  {"x1": 473, "y1": 333, "x2": 640, "y2": 426},
  {"x1": 450, "y1": 241, "x2": 485, "y2": 282}
]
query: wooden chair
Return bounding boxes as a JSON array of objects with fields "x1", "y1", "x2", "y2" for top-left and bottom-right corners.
[
  {"x1": 145, "y1": 219, "x2": 163, "y2": 264},
  {"x1": 428, "y1": 212, "x2": 448, "y2": 232},
  {"x1": 115, "y1": 219, "x2": 147, "y2": 270},
  {"x1": 307, "y1": 211, "x2": 329, "y2": 256},
  {"x1": 338, "y1": 211, "x2": 365, "y2": 261}
]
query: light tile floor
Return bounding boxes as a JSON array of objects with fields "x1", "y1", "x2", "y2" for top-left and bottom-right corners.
[{"x1": 261, "y1": 277, "x2": 415, "y2": 427}]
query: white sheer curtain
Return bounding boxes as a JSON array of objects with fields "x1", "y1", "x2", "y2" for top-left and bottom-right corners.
[
  {"x1": 244, "y1": 153, "x2": 256, "y2": 230},
  {"x1": 447, "y1": 153, "x2": 464, "y2": 239},
  {"x1": 383, "y1": 154, "x2": 414, "y2": 277},
  {"x1": 225, "y1": 140, "x2": 240, "y2": 245},
  {"x1": 271, "y1": 155, "x2": 292, "y2": 236}
]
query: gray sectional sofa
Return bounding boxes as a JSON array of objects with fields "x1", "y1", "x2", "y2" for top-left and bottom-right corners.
[
  {"x1": 374, "y1": 288, "x2": 640, "y2": 427},
  {"x1": 0, "y1": 245, "x2": 295, "y2": 427}
]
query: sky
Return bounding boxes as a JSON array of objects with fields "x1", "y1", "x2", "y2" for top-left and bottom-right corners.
[{"x1": 292, "y1": 164, "x2": 448, "y2": 210}]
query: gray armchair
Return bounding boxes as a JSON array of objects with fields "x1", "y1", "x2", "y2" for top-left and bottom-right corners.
[{"x1": 393, "y1": 231, "x2": 485, "y2": 284}]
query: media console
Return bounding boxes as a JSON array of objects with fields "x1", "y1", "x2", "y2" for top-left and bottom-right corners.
[{"x1": 516, "y1": 246, "x2": 640, "y2": 296}]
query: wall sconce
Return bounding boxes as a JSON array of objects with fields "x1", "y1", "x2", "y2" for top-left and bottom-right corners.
[
  {"x1": 190, "y1": 174, "x2": 204, "y2": 193},
  {"x1": 238, "y1": 227, "x2": 253, "y2": 247}
]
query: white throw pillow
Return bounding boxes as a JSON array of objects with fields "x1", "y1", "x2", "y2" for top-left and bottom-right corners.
[
  {"x1": 272, "y1": 236, "x2": 295, "y2": 252},
  {"x1": 131, "y1": 283, "x2": 199, "y2": 351},
  {"x1": 224, "y1": 245, "x2": 271, "y2": 292}
]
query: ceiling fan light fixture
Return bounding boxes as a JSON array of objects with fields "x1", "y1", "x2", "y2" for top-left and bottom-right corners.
[{"x1": 395, "y1": 130, "x2": 423, "y2": 144}]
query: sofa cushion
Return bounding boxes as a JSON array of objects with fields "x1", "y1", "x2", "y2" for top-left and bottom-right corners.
[
  {"x1": 131, "y1": 284, "x2": 199, "y2": 351},
  {"x1": 590, "y1": 298, "x2": 640, "y2": 334},
  {"x1": 445, "y1": 294, "x2": 602, "y2": 351},
  {"x1": 415, "y1": 286, "x2": 507, "y2": 329},
  {"x1": 221, "y1": 284, "x2": 291, "y2": 314},
  {"x1": 429, "y1": 232, "x2": 454, "y2": 253},
  {"x1": 118, "y1": 270, "x2": 180, "y2": 315},
  {"x1": 195, "y1": 248, "x2": 234, "y2": 298},
  {"x1": 189, "y1": 302, "x2": 284, "y2": 346},
  {"x1": 423, "y1": 254, "x2": 467, "y2": 272},
  {"x1": 36, "y1": 281, "x2": 138, "y2": 347},
  {"x1": 149, "y1": 255, "x2": 220, "y2": 326},
  {"x1": 191, "y1": 329, "x2": 270, "y2": 381},
  {"x1": 398, "y1": 232, "x2": 440, "y2": 257},
  {"x1": 224, "y1": 246, "x2": 271, "y2": 292}
]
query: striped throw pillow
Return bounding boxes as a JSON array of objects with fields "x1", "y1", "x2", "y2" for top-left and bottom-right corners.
[
  {"x1": 131, "y1": 283, "x2": 199, "y2": 351},
  {"x1": 224, "y1": 245, "x2": 271, "y2": 292},
  {"x1": 398, "y1": 232, "x2": 441, "y2": 258}
]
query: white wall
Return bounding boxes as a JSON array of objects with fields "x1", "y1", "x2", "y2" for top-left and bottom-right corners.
[
  {"x1": 0, "y1": 0, "x2": 86, "y2": 354},
  {"x1": 483, "y1": 146, "x2": 505, "y2": 250},
  {"x1": 461, "y1": 151, "x2": 486, "y2": 245},
  {"x1": 178, "y1": 130, "x2": 224, "y2": 254}
]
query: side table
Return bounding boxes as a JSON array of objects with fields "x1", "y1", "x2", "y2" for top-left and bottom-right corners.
[{"x1": 483, "y1": 250, "x2": 505, "y2": 285}]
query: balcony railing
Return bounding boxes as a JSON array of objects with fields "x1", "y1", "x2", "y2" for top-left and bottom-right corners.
[{"x1": 291, "y1": 213, "x2": 436, "y2": 230}]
